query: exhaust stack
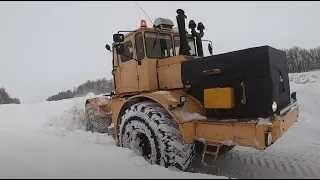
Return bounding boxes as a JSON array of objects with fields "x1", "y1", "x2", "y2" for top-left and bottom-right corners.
[
  {"x1": 189, "y1": 20, "x2": 205, "y2": 57},
  {"x1": 176, "y1": 9, "x2": 190, "y2": 56}
]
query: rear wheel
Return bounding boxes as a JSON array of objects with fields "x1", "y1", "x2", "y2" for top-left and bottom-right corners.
[
  {"x1": 118, "y1": 101, "x2": 195, "y2": 171},
  {"x1": 84, "y1": 103, "x2": 112, "y2": 133}
]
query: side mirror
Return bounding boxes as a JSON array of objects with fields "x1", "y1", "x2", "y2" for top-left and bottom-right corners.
[
  {"x1": 113, "y1": 34, "x2": 124, "y2": 43},
  {"x1": 105, "y1": 44, "x2": 111, "y2": 51},
  {"x1": 115, "y1": 44, "x2": 124, "y2": 54},
  {"x1": 208, "y1": 43, "x2": 213, "y2": 55}
]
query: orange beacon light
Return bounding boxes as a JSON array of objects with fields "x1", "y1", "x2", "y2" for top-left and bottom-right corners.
[{"x1": 141, "y1": 20, "x2": 147, "y2": 27}]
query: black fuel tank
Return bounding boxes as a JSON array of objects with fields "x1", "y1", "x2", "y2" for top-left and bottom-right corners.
[{"x1": 181, "y1": 46, "x2": 290, "y2": 119}]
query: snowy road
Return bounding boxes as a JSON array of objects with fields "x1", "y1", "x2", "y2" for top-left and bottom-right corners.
[{"x1": 1, "y1": 72, "x2": 320, "y2": 178}]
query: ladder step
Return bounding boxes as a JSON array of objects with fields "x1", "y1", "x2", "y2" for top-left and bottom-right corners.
[
  {"x1": 207, "y1": 142, "x2": 221, "y2": 146},
  {"x1": 201, "y1": 142, "x2": 222, "y2": 165},
  {"x1": 204, "y1": 151, "x2": 218, "y2": 156}
]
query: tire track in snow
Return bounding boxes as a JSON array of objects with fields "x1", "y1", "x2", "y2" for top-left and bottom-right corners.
[{"x1": 189, "y1": 147, "x2": 320, "y2": 179}]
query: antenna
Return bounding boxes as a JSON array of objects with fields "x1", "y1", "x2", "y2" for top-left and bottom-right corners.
[{"x1": 133, "y1": 1, "x2": 155, "y2": 27}]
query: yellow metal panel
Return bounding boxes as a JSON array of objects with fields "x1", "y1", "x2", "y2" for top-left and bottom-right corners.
[
  {"x1": 158, "y1": 63, "x2": 184, "y2": 89},
  {"x1": 179, "y1": 122, "x2": 196, "y2": 144},
  {"x1": 271, "y1": 121, "x2": 280, "y2": 143},
  {"x1": 233, "y1": 123, "x2": 257, "y2": 148},
  {"x1": 194, "y1": 120, "x2": 268, "y2": 150},
  {"x1": 204, "y1": 88, "x2": 235, "y2": 109},
  {"x1": 120, "y1": 59, "x2": 139, "y2": 93},
  {"x1": 196, "y1": 123, "x2": 233, "y2": 142},
  {"x1": 255, "y1": 124, "x2": 266, "y2": 150},
  {"x1": 271, "y1": 105, "x2": 299, "y2": 142},
  {"x1": 109, "y1": 98, "x2": 126, "y2": 136}
]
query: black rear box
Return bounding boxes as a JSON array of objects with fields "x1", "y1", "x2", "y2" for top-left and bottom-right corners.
[{"x1": 181, "y1": 46, "x2": 290, "y2": 119}]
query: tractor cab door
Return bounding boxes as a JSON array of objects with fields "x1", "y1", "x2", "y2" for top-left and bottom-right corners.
[
  {"x1": 112, "y1": 45, "x2": 121, "y2": 94},
  {"x1": 118, "y1": 40, "x2": 139, "y2": 93}
]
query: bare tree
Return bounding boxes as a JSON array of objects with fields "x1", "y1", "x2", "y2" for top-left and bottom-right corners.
[{"x1": 283, "y1": 46, "x2": 320, "y2": 73}]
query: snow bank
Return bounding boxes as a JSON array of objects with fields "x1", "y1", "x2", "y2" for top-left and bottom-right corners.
[
  {"x1": 46, "y1": 106, "x2": 86, "y2": 131},
  {"x1": 289, "y1": 70, "x2": 320, "y2": 84},
  {"x1": 41, "y1": 92, "x2": 117, "y2": 145},
  {"x1": 0, "y1": 92, "x2": 227, "y2": 179}
]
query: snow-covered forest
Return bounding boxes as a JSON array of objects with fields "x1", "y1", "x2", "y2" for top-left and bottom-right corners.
[
  {"x1": 46, "y1": 78, "x2": 114, "y2": 101},
  {"x1": 283, "y1": 46, "x2": 320, "y2": 73}
]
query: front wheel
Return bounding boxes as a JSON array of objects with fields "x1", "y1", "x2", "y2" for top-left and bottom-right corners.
[
  {"x1": 118, "y1": 101, "x2": 195, "y2": 171},
  {"x1": 84, "y1": 103, "x2": 112, "y2": 133}
]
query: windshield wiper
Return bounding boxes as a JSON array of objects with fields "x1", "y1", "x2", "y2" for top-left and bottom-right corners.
[{"x1": 152, "y1": 31, "x2": 160, "y2": 50}]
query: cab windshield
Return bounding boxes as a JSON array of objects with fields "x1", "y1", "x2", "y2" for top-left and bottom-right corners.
[
  {"x1": 144, "y1": 31, "x2": 197, "y2": 59},
  {"x1": 145, "y1": 32, "x2": 174, "y2": 59}
]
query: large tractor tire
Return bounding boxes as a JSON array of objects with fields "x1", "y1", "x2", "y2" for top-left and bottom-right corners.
[
  {"x1": 84, "y1": 103, "x2": 112, "y2": 133},
  {"x1": 118, "y1": 101, "x2": 195, "y2": 171}
]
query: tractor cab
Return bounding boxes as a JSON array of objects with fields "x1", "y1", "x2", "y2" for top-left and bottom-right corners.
[{"x1": 106, "y1": 9, "x2": 212, "y2": 96}]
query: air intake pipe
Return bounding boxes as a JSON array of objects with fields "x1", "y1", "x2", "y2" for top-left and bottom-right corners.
[
  {"x1": 176, "y1": 9, "x2": 190, "y2": 56},
  {"x1": 189, "y1": 20, "x2": 205, "y2": 57}
]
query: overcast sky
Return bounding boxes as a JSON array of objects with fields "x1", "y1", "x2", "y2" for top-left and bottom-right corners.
[{"x1": 1, "y1": 1, "x2": 320, "y2": 103}]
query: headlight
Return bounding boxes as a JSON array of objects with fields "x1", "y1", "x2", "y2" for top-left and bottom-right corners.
[
  {"x1": 272, "y1": 101, "x2": 277, "y2": 112},
  {"x1": 180, "y1": 96, "x2": 187, "y2": 103},
  {"x1": 291, "y1": 92, "x2": 297, "y2": 100}
]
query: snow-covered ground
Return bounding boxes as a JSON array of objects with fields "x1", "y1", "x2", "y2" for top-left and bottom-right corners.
[
  {"x1": 1, "y1": 71, "x2": 320, "y2": 178},
  {"x1": 289, "y1": 70, "x2": 320, "y2": 84},
  {"x1": 0, "y1": 93, "x2": 226, "y2": 178}
]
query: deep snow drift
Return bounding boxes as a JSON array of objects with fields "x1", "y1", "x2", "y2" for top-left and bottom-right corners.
[
  {"x1": 0, "y1": 93, "x2": 225, "y2": 178},
  {"x1": 1, "y1": 71, "x2": 320, "y2": 178}
]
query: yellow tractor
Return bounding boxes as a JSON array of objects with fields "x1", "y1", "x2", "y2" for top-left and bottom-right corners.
[{"x1": 84, "y1": 9, "x2": 299, "y2": 171}]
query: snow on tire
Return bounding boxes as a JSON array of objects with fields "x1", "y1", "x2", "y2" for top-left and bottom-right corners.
[
  {"x1": 118, "y1": 101, "x2": 195, "y2": 171},
  {"x1": 84, "y1": 103, "x2": 112, "y2": 133}
]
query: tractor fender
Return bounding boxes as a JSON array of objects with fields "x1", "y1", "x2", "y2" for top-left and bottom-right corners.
[{"x1": 114, "y1": 91, "x2": 206, "y2": 144}]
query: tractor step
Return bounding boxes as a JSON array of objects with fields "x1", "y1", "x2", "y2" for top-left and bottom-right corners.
[{"x1": 201, "y1": 142, "x2": 221, "y2": 165}]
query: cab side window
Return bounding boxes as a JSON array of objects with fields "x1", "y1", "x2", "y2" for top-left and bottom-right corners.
[
  {"x1": 113, "y1": 46, "x2": 119, "y2": 68},
  {"x1": 279, "y1": 70, "x2": 285, "y2": 94},
  {"x1": 135, "y1": 33, "x2": 145, "y2": 60},
  {"x1": 120, "y1": 40, "x2": 134, "y2": 63}
]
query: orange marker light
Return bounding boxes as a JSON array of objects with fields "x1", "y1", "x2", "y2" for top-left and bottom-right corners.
[{"x1": 141, "y1": 20, "x2": 147, "y2": 28}]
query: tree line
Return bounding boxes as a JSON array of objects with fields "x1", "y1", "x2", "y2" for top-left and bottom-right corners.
[
  {"x1": 283, "y1": 46, "x2": 320, "y2": 73},
  {"x1": 46, "y1": 78, "x2": 114, "y2": 101},
  {"x1": 0, "y1": 88, "x2": 20, "y2": 104}
]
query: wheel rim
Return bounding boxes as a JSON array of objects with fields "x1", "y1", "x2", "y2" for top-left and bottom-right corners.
[{"x1": 128, "y1": 130, "x2": 153, "y2": 163}]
